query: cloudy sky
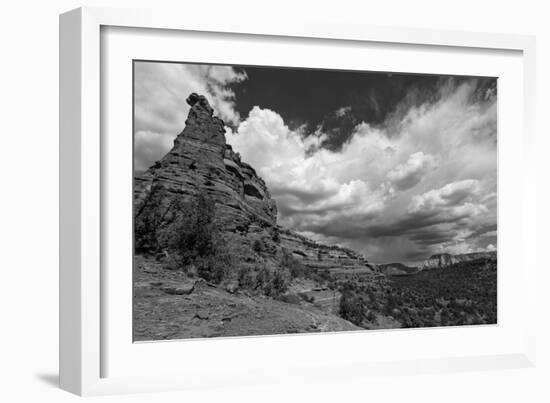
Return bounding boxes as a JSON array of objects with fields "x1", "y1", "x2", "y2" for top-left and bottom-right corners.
[{"x1": 134, "y1": 61, "x2": 497, "y2": 265}]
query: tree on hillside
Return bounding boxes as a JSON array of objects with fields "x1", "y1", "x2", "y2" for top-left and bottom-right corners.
[
  {"x1": 162, "y1": 191, "x2": 217, "y2": 264},
  {"x1": 339, "y1": 290, "x2": 365, "y2": 326},
  {"x1": 134, "y1": 183, "x2": 169, "y2": 253},
  {"x1": 147, "y1": 189, "x2": 233, "y2": 283}
]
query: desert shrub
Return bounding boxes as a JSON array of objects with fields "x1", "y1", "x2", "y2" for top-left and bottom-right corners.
[
  {"x1": 252, "y1": 239, "x2": 264, "y2": 252},
  {"x1": 289, "y1": 264, "x2": 304, "y2": 279},
  {"x1": 339, "y1": 290, "x2": 365, "y2": 326},
  {"x1": 160, "y1": 192, "x2": 217, "y2": 264},
  {"x1": 271, "y1": 270, "x2": 289, "y2": 296},
  {"x1": 365, "y1": 310, "x2": 376, "y2": 322},
  {"x1": 271, "y1": 228, "x2": 280, "y2": 243},
  {"x1": 154, "y1": 191, "x2": 233, "y2": 283},
  {"x1": 255, "y1": 266, "x2": 272, "y2": 294},
  {"x1": 255, "y1": 267, "x2": 288, "y2": 297},
  {"x1": 237, "y1": 267, "x2": 255, "y2": 289},
  {"x1": 194, "y1": 244, "x2": 234, "y2": 284},
  {"x1": 298, "y1": 292, "x2": 315, "y2": 303},
  {"x1": 194, "y1": 256, "x2": 222, "y2": 284},
  {"x1": 383, "y1": 294, "x2": 398, "y2": 316},
  {"x1": 199, "y1": 240, "x2": 234, "y2": 285},
  {"x1": 317, "y1": 269, "x2": 331, "y2": 282},
  {"x1": 134, "y1": 183, "x2": 168, "y2": 253}
]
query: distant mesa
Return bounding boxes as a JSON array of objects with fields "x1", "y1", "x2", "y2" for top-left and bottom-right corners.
[
  {"x1": 419, "y1": 251, "x2": 496, "y2": 271},
  {"x1": 377, "y1": 251, "x2": 497, "y2": 276}
]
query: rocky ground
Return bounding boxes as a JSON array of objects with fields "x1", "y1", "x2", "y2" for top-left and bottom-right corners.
[{"x1": 133, "y1": 255, "x2": 360, "y2": 341}]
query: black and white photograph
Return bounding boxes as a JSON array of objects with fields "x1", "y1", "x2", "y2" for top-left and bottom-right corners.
[
  {"x1": 133, "y1": 61, "x2": 497, "y2": 341},
  {"x1": 3, "y1": 0, "x2": 548, "y2": 400}
]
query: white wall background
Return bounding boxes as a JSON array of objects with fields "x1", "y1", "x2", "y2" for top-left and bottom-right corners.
[{"x1": 0, "y1": 1, "x2": 547, "y2": 401}]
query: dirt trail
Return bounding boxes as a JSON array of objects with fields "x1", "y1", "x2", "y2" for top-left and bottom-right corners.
[{"x1": 133, "y1": 257, "x2": 360, "y2": 341}]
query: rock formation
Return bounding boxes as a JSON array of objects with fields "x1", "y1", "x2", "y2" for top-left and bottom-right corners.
[
  {"x1": 135, "y1": 93, "x2": 276, "y2": 227},
  {"x1": 134, "y1": 93, "x2": 372, "y2": 273},
  {"x1": 419, "y1": 251, "x2": 496, "y2": 271}
]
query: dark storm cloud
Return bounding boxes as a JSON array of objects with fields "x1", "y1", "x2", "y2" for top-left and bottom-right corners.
[
  {"x1": 300, "y1": 197, "x2": 477, "y2": 243},
  {"x1": 270, "y1": 185, "x2": 338, "y2": 206},
  {"x1": 232, "y1": 69, "x2": 497, "y2": 153},
  {"x1": 465, "y1": 224, "x2": 497, "y2": 240},
  {"x1": 231, "y1": 68, "x2": 461, "y2": 150},
  {"x1": 365, "y1": 212, "x2": 451, "y2": 239}
]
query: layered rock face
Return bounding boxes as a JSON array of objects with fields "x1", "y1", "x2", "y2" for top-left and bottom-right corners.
[
  {"x1": 419, "y1": 251, "x2": 496, "y2": 270},
  {"x1": 135, "y1": 93, "x2": 277, "y2": 235},
  {"x1": 279, "y1": 229, "x2": 377, "y2": 278},
  {"x1": 134, "y1": 93, "x2": 371, "y2": 272}
]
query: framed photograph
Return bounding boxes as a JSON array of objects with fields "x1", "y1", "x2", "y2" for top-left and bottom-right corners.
[{"x1": 60, "y1": 7, "x2": 537, "y2": 396}]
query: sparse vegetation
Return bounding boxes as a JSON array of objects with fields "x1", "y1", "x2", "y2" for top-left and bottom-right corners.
[
  {"x1": 134, "y1": 183, "x2": 169, "y2": 253},
  {"x1": 135, "y1": 188, "x2": 235, "y2": 284},
  {"x1": 298, "y1": 292, "x2": 315, "y2": 303},
  {"x1": 252, "y1": 239, "x2": 265, "y2": 252},
  {"x1": 281, "y1": 249, "x2": 313, "y2": 280},
  {"x1": 382, "y1": 258, "x2": 497, "y2": 327},
  {"x1": 339, "y1": 288, "x2": 365, "y2": 326},
  {"x1": 325, "y1": 258, "x2": 498, "y2": 328},
  {"x1": 254, "y1": 266, "x2": 289, "y2": 297},
  {"x1": 271, "y1": 227, "x2": 280, "y2": 243},
  {"x1": 271, "y1": 270, "x2": 288, "y2": 296},
  {"x1": 237, "y1": 267, "x2": 255, "y2": 289}
]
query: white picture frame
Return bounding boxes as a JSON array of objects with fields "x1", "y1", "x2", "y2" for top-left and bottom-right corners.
[{"x1": 59, "y1": 6, "x2": 537, "y2": 396}]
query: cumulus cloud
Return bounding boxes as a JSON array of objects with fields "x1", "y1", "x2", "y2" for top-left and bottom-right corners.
[
  {"x1": 226, "y1": 107, "x2": 389, "y2": 232},
  {"x1": 227, "y1": 78, "x2": 497, "y2": 264},
  {"x1": 134, "y1": 62, "x2": 246, "y2": 170},
  {"x1": 387, "y1": 152, "x2": 436, "y2": 191},
  {"x1": 408, "y1": 179, "x2": 481, "y2": 214}
]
